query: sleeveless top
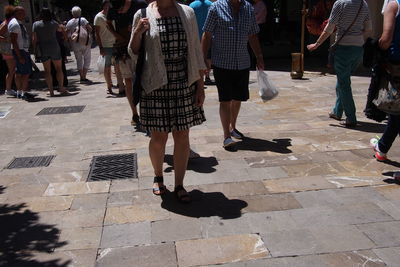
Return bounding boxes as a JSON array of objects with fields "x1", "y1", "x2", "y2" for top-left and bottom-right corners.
[
  {"x1": 389, "y1": 0, "x2": 400, "y2": 62},
  {"x1": 0, "y1": 20, "x2": 12, "y2": 55}
]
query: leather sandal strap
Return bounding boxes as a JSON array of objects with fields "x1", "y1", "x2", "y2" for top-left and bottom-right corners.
[{"x1": 153, "y1": 176, "x2": 164, "y2": 183}]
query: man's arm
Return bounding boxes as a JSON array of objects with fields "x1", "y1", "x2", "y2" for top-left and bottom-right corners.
[
  {"x1": 94, "y1": 25, "x2": 104, "y2": 55},
  {"x1": 106, "y1": 20, "x2": 124, "y2": 42},
  {"x1": 248, "y1": 34, "x2": 264, "y2": 70},
  {"x1": 10, "y1": 32, "x2": 24, "y2": 64},
  {"x1": 201, "y1": 32, "x2": 212, "y2": 72}
]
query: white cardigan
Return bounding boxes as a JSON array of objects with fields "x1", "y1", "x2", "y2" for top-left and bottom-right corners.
[{"x1": 128, "y1": 3, "x2": 206, "y2": 94}]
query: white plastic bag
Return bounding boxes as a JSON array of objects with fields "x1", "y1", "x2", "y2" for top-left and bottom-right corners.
[
  {"x1": 258, "y1": 70, "x2": 278, "y2": 101},
  {"x1": 97, "y1": 56, "x2": 105, "y2": 74}
]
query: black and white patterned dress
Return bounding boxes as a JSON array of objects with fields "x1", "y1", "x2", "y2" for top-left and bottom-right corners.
[{"x1": 140, "y1": 16, "x2": 206, "y2": 132}]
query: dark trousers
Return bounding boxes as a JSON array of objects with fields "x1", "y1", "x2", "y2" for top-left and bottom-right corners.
[
  {"x1": 364, "y1": 64, "x2": 387, "y2": 122},
  {"x1": 379, "y1": 114, "x2": 400, "y2": 153}
]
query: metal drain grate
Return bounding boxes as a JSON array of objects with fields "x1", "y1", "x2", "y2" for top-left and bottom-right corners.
[
  {"x1": 7, "y1": 155, "x2": 56, "y2": 169},
  {"x1": 37, "y1": 106, "x2": 85, "y2": 115},
  {"x1": 87, "y1": 153, "x2": 138, "y2": 181}
]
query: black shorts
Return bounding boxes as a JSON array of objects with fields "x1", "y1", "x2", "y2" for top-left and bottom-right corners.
[{"x1": 213, "y1": 66, "x2": 250, "y2": 102}]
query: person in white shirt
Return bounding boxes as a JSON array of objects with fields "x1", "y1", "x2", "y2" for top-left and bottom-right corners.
[
  {"x1": 8, "y1": 6, "x2": 36, "y2": 99},
  {"x1": 94, "y1": 0, "x2": 124, "y2": 95},
  {"x1": 66, "y1": 6, "x2": 93, "y2": 83}
]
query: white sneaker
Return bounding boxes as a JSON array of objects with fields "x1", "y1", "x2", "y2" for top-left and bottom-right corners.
[
  {"x1": 230, "y1": 128, "x2": 245, "y2": 139},
  {"x1": 6, "y1": 90, "x2": 17, "y2": 97},
  {"x1": 189, "y1": 148, "x2": 200, "y2": 159},
  {"x1": 223, "y1": 137, "x2": 236, "y2": 148},
  {"x1": 370, "y1": 137, "x2": 387, "y2": 161}
]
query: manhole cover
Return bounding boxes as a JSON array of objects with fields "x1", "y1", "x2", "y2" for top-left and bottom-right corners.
[
  {"x1": 87, "y1": 153, "x2": 138, "y2": 181},
  {"x1": 37, "y1": 106, "x2": 85, "y2": 115},
  {"x1": 6, "y1": 155, "x2": 56, "y2": 169}
]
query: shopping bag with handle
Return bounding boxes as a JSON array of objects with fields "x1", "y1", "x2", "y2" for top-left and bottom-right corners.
[{"x1": 258, "y1": 70, "x2": 278, "y2": 101}]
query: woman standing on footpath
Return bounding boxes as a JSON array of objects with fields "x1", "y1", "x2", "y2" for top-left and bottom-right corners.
[
  {"x1": 307, "y1": 0, "x2": 372, "y2": 127},
  {"x1": 0, "y1": 5, "x2": 16, "y2": 97},
  {"x1": 370, "y1": 0, "x2": 400, "y2": 166},
  {"x1": 129, "y1": 0, "x2": 206, "y2": 203},
  {"x1": 32, "y1": 8, "x2": 70, "y2": 97}
]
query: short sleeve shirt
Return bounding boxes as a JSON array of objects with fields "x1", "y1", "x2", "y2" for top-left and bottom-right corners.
[
  {"x1": 94, "y1": 12, "x2": 116, "y2": 48},
  {"x1": 33, "y1": 20, "x2": 61, "y2": 58},
  {"x1": 66, "y1": 17, "x2": 89, "y2": 38},
  {"x1": 8, "y1": 18, "x2": 29, "y2": 51},
  {"x1": 203, "y1": 0, "x2": 259, "y2": 70},
  {"x1": 329, "y1": 0, "x2": 371, "y2": 46},
  {"x1": 189, "y1": 0, "x2": 213, "y2": 38}
]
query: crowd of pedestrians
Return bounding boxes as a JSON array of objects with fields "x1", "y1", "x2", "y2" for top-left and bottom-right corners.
[{"x1": 1, "y1": 0, "x2": 400, "y2": 200}]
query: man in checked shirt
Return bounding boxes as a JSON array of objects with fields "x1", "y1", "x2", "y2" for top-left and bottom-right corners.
[{"x1": 202, "y1": 0, "x2": 264, "y2": 149}]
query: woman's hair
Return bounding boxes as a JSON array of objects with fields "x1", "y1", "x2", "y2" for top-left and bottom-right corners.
[
  {"x1": 71, "y1": 6, "x2": 81, "y2": 18},
  {"x1": 4, "y1": 5, "x2": 15, "y2": 20},
  {"x1": 40, "y1": 8, "x2": 52, "y2": 22}
]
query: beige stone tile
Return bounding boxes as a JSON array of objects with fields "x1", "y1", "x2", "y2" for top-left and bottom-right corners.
[
  {"x1": 241, "y1": 194, "x2": 302, "y2": 213},
  {"x1": 193, "y1": 181, "x2": 269, "y2": 197},
  {"x1": 12, "y1": 196, "x2": 74, "y2": 212},
  {"x1": 109, "y1": 179, "x2": 138, "y2": 192},
  {"x1": 40, "y1": 209, "x2": 105, "y2": 228},
  {"x1": 104, "y1": 204, "x2": 170, "y2": 225},
  {"x1": 374, "y1": 185, "x2": 400, "y2": 201},
  {"x1": 44, "y1": 181, "x2": 110, "y2": 196},
  {"x1": 325, "y1": 175, "x2": 387, "y2": 188},
  {"x1": 176, "y1": 234, "x2": 269, "y2": 267},
  {"x1": 263, "y1": 176, "x2": 336, "y2": 193},
  {"x1": 282, "y1": 163, "x2": 346, "y2": 177},
  {"x1": 56, "y1": 227, "x2": 102, "y2": 251},
  {"x1": 32, "y1": 249, "x2": 97, "y2": 267},
  {"x1": 322, "y1": 250, "x2": 385, "y2": 267}
]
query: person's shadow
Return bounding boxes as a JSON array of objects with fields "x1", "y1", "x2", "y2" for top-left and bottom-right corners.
[
  {"x1": 164, "y1": 155, "x2": 218, "y2": 174},
  {"x1": 0, "y1": 185, "x2": 70, "y2": 266},
  {"x1": 161, "y1": 190, "x2": 247, "y2": 220},
  {"x1": 227, "y1": 137, "x2": 292, "y2": 153}
]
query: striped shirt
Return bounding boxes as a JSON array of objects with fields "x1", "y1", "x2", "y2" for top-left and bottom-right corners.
[
  {"x1": 329, "y1": 0, "x2": 371, "y2": 46},
  {"x1": 203, "y1": 0, "x2": 259, "y2": 70}
]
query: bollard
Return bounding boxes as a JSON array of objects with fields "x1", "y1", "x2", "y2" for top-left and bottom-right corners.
[{"x1": 291, "y1": 53, "x2": 304, "y2": 79}]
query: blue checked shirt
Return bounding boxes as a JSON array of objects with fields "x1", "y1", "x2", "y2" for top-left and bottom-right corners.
[{"x1": 203, "y1": 0, "x2": 259, "y2": 70}]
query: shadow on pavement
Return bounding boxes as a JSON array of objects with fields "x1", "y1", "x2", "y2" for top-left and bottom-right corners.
[
  {"x1": 330, "y1": 121, "x2": 386, "y2": 133},
  {"x1": 164, "y1": 155, "x2": 218, "y2": 174},
  {"x1": 383, "y1": 177, "x2": 400, "y2": 185},
  {"x1": 161, "y1": 190, "x2": 247, "y2": 219},
  {"x1": 230, "y1": 137, "x2": 292, "y2": 153},
  {"x1": 0, "y1": 185, "x2": 70, "y2": 267}
]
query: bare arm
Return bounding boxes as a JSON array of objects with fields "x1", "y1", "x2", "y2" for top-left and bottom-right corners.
[
  {"x1": 94, "y1": 25, "x2": 105, "y2": 55},
  {"x1": 106, "y1": 20, "x2": 124, "y2": 42},
  {"x1": 248, "y1": 34, "x2": 264, "y2": 70},
  {"x1": 201, "y1": 31, "x2": 212, "y2": 71},
  {"x1": 10, "y1": 32, "x2": 24, "y2": 64},
  {"x1": 0, "y1": 22, "x2": 8, "y2": 42},
  {"x1": 130, "y1": 18, "x2": 149, "y2": 54},
  {"x1": 380, "y1": 1, "x2": 398, "y2": 50},
  {"x1": 307, "y1": 22, "x2": 334, "y2": 51}
]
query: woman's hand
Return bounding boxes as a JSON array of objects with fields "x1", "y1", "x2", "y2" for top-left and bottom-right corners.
[
  {"x1": 307, "y1": 43, "x2": 318, "y2": 51},
  {"x1": 134, "y1": 18, "x2": 150, "y2": 35},
  {"x1": 195, "y1": 81, "x2": 205, "y2": 107}
]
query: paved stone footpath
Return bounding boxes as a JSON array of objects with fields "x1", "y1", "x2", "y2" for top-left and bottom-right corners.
[{"x1": 1, "y1": 49, "x2": 400, "y2": 267}]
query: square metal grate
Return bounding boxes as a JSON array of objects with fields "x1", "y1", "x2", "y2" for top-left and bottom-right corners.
[
  {"x1": 6, "y1": 155, "x2": 56, "y2": 169},
  {"x1": 87, "y1": 153, "x2": 138, "y2": 181},
  {"x1": 36, "y1": 106, "x2": 85, "y2": 116}
]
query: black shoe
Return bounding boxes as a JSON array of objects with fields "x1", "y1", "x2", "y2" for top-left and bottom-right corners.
[
  {"x1": 23, "y1": 92, "x2": 37, "y2": 98},
  {"x1": 131, "y1": 114, "x2": 140, "y2": 126},
  {"x1": 204, "y1": 77, "x2": 215, "y2": 85},
  {"x1": 80, "y1": 78, "x2": 93, "y2": 84}
]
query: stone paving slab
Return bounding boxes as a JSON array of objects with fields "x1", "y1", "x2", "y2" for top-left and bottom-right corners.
[
  {"x1": 176, "y1": 234, "x2": 269, "y2": 267},
  {"x1": 100, "y1": 222, "x2": 151, "y2": 248},
  {"x1": 32, "y1": 249, "x2": 97, "y2": 267},
  {"x1": 44, "y1": 181, "x2": 110, "y2": 196},
  {"x1": 373, "y1": 247, "x2": 400, "y2": 267},
  {"x1": 96, "y1": 244, "x2": 177, "y2": 267}
]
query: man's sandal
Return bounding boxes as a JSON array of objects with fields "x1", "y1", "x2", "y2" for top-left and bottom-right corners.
[
  {"x1": 174, "y1": 185, "x2": 191, "y2": 204},
  {"x1": 153, "y1": 176, "x2": 166, "y2": 196}
]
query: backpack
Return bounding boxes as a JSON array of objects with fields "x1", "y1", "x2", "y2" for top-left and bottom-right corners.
[{"x1": 71, "y1": 18, "x2": 89, "y2": 46}]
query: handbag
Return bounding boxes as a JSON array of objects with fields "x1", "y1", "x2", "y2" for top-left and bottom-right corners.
[
  {"x1": 71, "y1": 18, "x2": 89, "y2": 46},
  {"x1": 373, "y1": 63, "x2": 400, "y2": 115},
  {"x1": 132, "y1": 8, "x2": 147, "y2": 106}
]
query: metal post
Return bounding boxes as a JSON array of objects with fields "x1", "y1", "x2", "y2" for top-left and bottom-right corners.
[{"x1": 291, "y1": 0, "x2": 307, "y2": 79}]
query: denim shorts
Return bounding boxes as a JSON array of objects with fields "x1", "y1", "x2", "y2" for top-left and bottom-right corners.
[
  {"x1": 103, "y1": 47, "x2": 113, "y2": 67},
  {"x1": 13, "y1": 50, "x2": 32, "y2": 75}
]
